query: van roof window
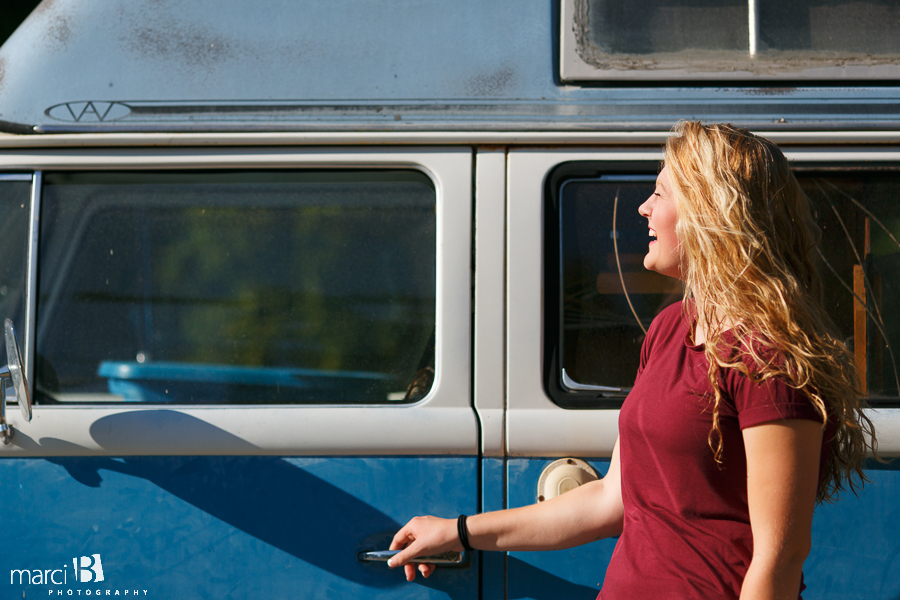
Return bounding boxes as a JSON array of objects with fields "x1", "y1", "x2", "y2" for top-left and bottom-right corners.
[{"x1": 562, "y1": 0, "x2": 900, "y2": 81}]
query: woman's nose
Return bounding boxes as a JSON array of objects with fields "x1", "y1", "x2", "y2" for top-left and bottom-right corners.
[{"x1": 638, "y1": 197, "x2": 652, "y2": 217}]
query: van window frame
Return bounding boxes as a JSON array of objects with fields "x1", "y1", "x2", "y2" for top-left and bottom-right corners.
[
  {"x1": 34, "y1": 168, "x2": 438, "y2": 407},
  {"x1": 3, "y1": 147, "x2": 476, "y2": 457}
]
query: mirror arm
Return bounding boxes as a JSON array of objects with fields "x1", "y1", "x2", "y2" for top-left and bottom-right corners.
[{"x1": 0, "y1": 319, "x2": 33, "y2": 444}]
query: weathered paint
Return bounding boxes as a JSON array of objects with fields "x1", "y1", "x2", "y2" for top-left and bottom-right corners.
[
  {"x1": 1, "y1": 456, "x2": 477, "y2": 598},
  {"x1": 0, "y1": 0, "x2": 897, "y2": 133}
]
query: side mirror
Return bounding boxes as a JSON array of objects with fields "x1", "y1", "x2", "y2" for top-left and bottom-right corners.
[{"x1": 0, "y1": 318, "x2": 31, "y2": 444}]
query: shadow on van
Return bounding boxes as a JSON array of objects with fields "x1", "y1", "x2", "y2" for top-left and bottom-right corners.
[
  {"x1": 507, "y1": 556, "x2": 601, "y2": 599},
  {"x1": 36, "y1": 411, "x2": 600, "y2": 598},
  {"x1": 35, "y1": 410, "x2": 470, "y2": 596}
]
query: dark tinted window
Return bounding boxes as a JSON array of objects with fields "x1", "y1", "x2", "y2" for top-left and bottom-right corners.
[
  {"x1": 805, "y1": 173, "x2": 900, "y2": 401},
  {"x1": 0, "y1": 178, "x2": 30, "y2": 370},
  {"x1": 587, "y1": 0, "x2": 748, "y2": 55},
  {"x1": 37, "y1": 170, "x2": 436, "y2": 405},
  {"x1": 550, "y1": 168, "x2": 900, "y2": 407},
  {"x1": 551, "y1": 175, "x2": 679, "y2": 407}
]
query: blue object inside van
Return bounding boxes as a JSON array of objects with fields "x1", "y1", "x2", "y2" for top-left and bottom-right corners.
[{"x1": 98, "y1": 361, "x2": 397, "y2": 404}]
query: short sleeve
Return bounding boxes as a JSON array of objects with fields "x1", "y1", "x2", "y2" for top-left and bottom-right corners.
[{"x1": 723, "y1": 370, "x2": 823, "y2": 430}]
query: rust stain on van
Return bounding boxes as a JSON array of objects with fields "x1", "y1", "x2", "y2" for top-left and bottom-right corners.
[
  {"x1": 465, "y1": 66, "x2": 516, "y2": 97},
  {"x1": 118, "y1": 9, "x2": 247, "y2": 70},
  {"x1": 29, "y1": 0, "x2": 61, "y2": 17},
  {"x1": 0, "y1": 57, "x2": 7, "y2": 96},
  {"x1": 47, "y1": 14, "x2": 72, "y2": 46},
  {"x1": 130, "y1": 26, "x2": 235, "y2": 65},
  {"x1": 25, "y1": 0, "x2": 74, "y2": 49}
]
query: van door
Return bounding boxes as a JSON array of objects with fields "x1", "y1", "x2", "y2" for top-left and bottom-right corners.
[
  {"x1": 0, "y1": 147, "x2": 479, "y2": 599},
  {"x1": 505, "y1": 148, "x2": 900, "y2": 600}
]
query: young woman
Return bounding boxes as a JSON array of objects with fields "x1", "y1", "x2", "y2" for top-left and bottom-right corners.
[{"x1": 387, "y1": 122, "x2": 876, "y2": 600}]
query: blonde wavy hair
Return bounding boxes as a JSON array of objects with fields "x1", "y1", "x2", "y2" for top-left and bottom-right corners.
[{"x1": 665, "y1": 121, "x2": 876, "y2": 503}]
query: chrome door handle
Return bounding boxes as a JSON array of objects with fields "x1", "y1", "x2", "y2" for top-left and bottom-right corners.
[{"x1": 357, "y1": 549, "x2": 469, "y2": 565}]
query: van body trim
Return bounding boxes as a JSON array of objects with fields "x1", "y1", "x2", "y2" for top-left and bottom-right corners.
[
  {"x1": 3, "y1": 131, "x2": 900, "y2": 149},
  {"x1": 0, "y1": 406, "x2": 479, "y2": 457},
  {"x1": 25, "y1": 171, "x2": 40, "y2": 390}
]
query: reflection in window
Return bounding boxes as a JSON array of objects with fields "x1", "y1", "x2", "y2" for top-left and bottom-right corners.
[
  {"x1": 554, "y1": 172, "x2": 900, "y2": 407},
  {"x1": 0, "y1": 179, "x2": 30, "y2": 370},
  {"x1": 37, "y1": 170, "x2": 436, "y2": 405},
  {"x1": 803, "y1": 174, "x2": 900, "y2": 401},
  {"x1": 558, "y1": 177, "x2": 680, "y2": 398}
]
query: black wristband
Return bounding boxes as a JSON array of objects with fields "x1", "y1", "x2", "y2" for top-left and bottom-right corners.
[{"x1": 457, "y1": 514, "x2": 473, "y2": 551}]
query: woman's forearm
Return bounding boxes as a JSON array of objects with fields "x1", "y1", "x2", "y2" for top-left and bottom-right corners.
[{"x1": 466, "y1": 476, "x2": 623, "y2": 551}]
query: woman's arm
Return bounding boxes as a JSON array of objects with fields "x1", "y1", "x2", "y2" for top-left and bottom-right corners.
[
  {"x1": 388, "y1": 439, "x2": 624, "y2": 581},
  {"x1": 740, "y1": 419, "x2": 823, "y2": 600}
]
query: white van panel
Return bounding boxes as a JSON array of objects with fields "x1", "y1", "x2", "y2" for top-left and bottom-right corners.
[{"x1": 474, "y1": 149, "x2": 507, "y2": 457}]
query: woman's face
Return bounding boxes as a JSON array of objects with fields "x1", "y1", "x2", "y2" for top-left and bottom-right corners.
[{"x1": 638, "y1": 167, "x2": 682, "y2": 280}]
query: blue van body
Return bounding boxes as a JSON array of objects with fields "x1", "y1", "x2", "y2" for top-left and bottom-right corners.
[{"x1": 0, "y1": 1, "x2": 898, "y2": 599}]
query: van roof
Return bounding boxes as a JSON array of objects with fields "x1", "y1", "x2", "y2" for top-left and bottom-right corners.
[{"x1": 0, "y1": 0, "x2": 898, "y2": 134}]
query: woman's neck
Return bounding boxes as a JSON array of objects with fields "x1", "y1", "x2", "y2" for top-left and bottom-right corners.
[
  {"x1": 691, "y1": 304, "x2": 733, "y2": 347},
  {"x1": 693, "y1": 320, "x2": 707, "y2": 346}
]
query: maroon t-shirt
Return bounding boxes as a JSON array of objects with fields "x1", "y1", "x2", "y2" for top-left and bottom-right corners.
[{"x1": 599, "y1": 302, "x2": 826, "y2": 600}]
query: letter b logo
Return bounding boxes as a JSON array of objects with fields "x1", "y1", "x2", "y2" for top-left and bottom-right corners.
[{"x1": 73, "y1": 554, "x2": 104, "y2": 582}]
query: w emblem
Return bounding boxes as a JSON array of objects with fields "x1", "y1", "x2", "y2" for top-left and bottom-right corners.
[
  {"x1": 73, "y1": 554, "x2": 104, "y2": 583},
  {"x1": 46, "y1": 101, "x2": 131, "y2": 122}
]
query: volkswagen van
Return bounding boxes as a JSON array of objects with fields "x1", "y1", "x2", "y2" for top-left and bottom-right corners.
[{"x1": 0, "y1": 0, "x2": 899, "y2": 598}]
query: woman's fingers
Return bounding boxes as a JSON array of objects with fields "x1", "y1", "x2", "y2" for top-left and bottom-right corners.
[
  {"x1": 389, "y1": 544, "x2": 418, "y2": 569},
  {"x1": 418, "y1": 563, "x2": 436, "y2": 578},
  {"x1": 388, "y1": 527, "x2": 420, "y2": 568},
  {"x1": 390, "y1": 541, "x2": 434, "y2": 581},
  {"x1": 389, "y1": 526, "x2": 414, "y2": 551},
  {"x1": 388, "y1": 524, "x2": 426, "y2": 577},
  {"x1": 387, "y1": 515, "x2": 459, "y2": 579},
  {"x1": 396, "y1": 554, "x2": 434, "y2": 581}
]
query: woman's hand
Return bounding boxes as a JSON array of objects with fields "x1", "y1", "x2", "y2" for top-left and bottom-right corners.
[{"x1": 388, "y1": 516, "x2": 462, "y2": 581}]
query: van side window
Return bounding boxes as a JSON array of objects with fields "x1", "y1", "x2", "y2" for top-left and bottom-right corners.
[
  {"x1": 548, "y1": 169, "x2": 900, "y2": 408},
  {"x1": 548, "y1": 174, "x2": 679, "y2": 407},
  {"x1": 804, "y1": 172, "x2": 900, "y2": 401},
  {"x1": 36, "y1": 170, "x2": 436, "y2": 405},
  {"x1": 0, "y1": 177, "x2": 30, "y2": 368}
]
